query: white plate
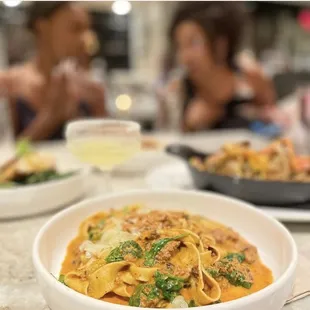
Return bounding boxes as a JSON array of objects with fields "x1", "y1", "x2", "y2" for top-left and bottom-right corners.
[
  {"x1": 33, "y1": 190, "x2": 297, "y2": 310},
  {"x1": 116, "y1": 150, "x2": 171, "y2": 173},
  {"x1": 146, "y1": 162, "x2": 310, "y2": 223},
  {"x1": 0, "y1": 172, "x2": 86, "y2": 219}
]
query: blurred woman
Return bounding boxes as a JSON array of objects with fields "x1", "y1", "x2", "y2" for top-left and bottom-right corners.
[
  {"x1": 160, "y1": 2, "x2": 277, "y2": 132},
  {"x1": 0, "y1": 1, "x2": 106, "y2": 141}
]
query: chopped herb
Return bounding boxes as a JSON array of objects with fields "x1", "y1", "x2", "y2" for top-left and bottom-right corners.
[
  {"x1": 147, "y1": 285, "x2": 161, "y2": 300},
  {"x1": 211, "y1": 300, "x2": 222, "y2": 304},
  {"x1": 144, "y1": 234, "x2": 187, "y2": 267},
  {"x1": 11, "y1": 170, "x2": 77, "y2": 186},
  {"x1": 88, "y1": 220, "x2": 105, "y2": 241},
  {"x1": 129, "y1": 284, "x2": 161, "y2": 307},
  {"x1": 0, "y1": 182, "x2": 17, "y2": 188},
  {"x1": 58, "y1": 274, "x2": 66, "y2": 285},
  {"x1": 129, "y1": 284, "x2": 144, "y2": 307},
  {"x1": 122, "y1": 206, "x2": 131, "y2": 214},
  {"x1": 225, "y1": 270, "x2": 252, "y2": 289},
  {"x1": 188, "y1": 300, "x2": 196, "y2": 307},
  {"x1": 207, "y1": 268, "x2": 219, "y2": 278},
  {"x1": 154, "y1": 271, "x2": 185, "y2": 302},
  {"x1": 225, "y1": 253, "x2": 245, "y2": 263},
  {"x1": 25, "y1": 170, "x2": 76, "y2": 184},
  {"x1": 207, "y1": 254, "x2": 252, "y2": 289},
  {"x1": 207, "y1": 266, "x2": 252, "y2": 289},
  {"x1": 106, "y1": 240, "x2": 143, "y2": 263},
  {"x1": 16, "y1": 138, "x2": 32, "y2": 157}
]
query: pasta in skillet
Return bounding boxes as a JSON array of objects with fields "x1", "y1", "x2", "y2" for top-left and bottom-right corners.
[
  {"x1": 190, "y1": 138, "x2": 310, "y2": 182},
  {"x1": 59, "y1": 206, "x2": 273, "y2": 308}
]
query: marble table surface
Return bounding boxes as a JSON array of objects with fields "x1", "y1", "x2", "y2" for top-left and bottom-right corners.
[{"x1": 0, "y1": 131, "x2": 309, "y2": 310}]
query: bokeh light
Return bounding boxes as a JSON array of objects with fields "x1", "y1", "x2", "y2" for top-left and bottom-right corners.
[
  {"x1": 112, "y1": 0, "x2": 132, "y2": 16},
  {"x1": 115, "y1": 94, "x2": 132, "y2": 111}
]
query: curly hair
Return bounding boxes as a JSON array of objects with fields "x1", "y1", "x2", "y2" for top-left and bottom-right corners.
[{"x1": 169, "y1": 1, "x2": 247, "y2": 68}]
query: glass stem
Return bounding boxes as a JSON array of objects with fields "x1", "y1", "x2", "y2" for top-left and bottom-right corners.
[{"x1": 102, "y1": 170, "x2": 113, "y2": 193}]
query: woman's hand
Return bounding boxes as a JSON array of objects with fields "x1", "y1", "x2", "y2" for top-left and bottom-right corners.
[
  {"x1": 260, "y1": 105, "x2": 292, "y2": 129},
  {"x1": 43, "y1": 70, "x2": 80, "y2": 122},
  {"x1": 19, "y1": 71, "x2": 80, "y2": 141}
]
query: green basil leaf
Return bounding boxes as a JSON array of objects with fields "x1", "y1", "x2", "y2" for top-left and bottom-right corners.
[
  {"x1": 144, "y1": 234, "x2": 187, "y2": 267},
  {"x1": 106, "y1": 240, "x2": 143, "y2": 263},
  {"x1": 154, "y1": 271, "x2": 185, "y2": 302}
]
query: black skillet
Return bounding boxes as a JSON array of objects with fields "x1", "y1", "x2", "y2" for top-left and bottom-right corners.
[{"x1": 166, "y1": 144, "x2": 310, "y2": 206}]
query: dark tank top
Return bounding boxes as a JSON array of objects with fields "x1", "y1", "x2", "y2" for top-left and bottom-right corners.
[
  {"x1": 15, "y1": 98, "x2": 91, "y2": 140},
  {"x1": 183, "y1": 70, "x2": 254, "y2": 130}
]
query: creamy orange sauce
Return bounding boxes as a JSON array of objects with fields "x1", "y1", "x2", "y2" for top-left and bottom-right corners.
[
  {"x1": 102, "y1": 293, "x2": 129, "y2": 305},
  {"x1": 61, "y1": 213, "x2": 108, "y2": 274},
  {"x1": 60, "y1": 209, "x2": 273, "y2": 307},
  {"x1": 220, "y1": 261, "x2": 273, "y2": 302},
  {"x1": 61, "y1": 236, "x2": 86, "y2": 274}
]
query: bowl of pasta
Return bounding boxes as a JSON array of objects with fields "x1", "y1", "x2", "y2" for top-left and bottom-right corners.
[{"x1": 33, "y1": 190, "x2": 297, "y2": 310}]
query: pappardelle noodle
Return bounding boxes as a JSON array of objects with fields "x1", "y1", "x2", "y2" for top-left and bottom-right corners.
[{"x1": 60, "y1": 206, "x2": 273, "y2": 308}]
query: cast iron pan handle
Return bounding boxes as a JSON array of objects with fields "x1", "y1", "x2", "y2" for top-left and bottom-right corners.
[{"x1": 165, "y1": 144, "x2": 208, "y2": 161}]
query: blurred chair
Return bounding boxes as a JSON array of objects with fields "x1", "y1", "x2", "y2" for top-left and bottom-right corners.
[
  {"x1": 296, "y1": 71, "x2": 310, "y2": 87},
  {"x1": 272, "y1": 72, "x2": 297, "y2": 101}
]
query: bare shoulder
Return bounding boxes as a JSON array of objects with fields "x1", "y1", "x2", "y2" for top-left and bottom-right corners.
[{"x1": 0, "y1": 63, "x2": 40, "y2": 99}]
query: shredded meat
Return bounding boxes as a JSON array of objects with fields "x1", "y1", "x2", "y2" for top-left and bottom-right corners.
[
  {"x1": 242, "y1": 245, "x2": 258, "y2": 264},
  {"x1": 124, "y1": 254, "x2": 138, "y2": 263},
  {"x1": 156, "y1": 241, "x2": 180, "y2": 263},
  {"x1": 166, "y1": 262, "x2": 174, "y2": 271},
  {"x1": 137, "y1": 230, "x2": 160, "y2": 242},
  {"x1": 213, "y1": 258, "x2": 253, "y2": 285},
  {"x1": 140, "y1": 292, "x2": 161, "y2": 308},
  {"x1": 191, "y1": 266, "x2": 200, "y2": 279},
  {"x1": 211, "y1": 228, "x2": 239, "y2": 244},
  {"x1": 122, "y1": 211, "x2": 188, "y2": 233},
  {"x1": 173, "y1": 265, "x2": 191, "y2": 279},
  {"x1": 200, "y1": 233, "x2": 216, "y2": 249}
]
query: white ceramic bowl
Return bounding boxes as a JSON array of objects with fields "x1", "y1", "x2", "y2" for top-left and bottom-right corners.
[
  {"x1": 0, "y1": 172, "x2": 85, "y2": 219},
  {"x1": 33, "y1": 190, "x2": 297, "y2": 310}
]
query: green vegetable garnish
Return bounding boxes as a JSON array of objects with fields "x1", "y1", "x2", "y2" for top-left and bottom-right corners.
[
  {"x1": 188, "y1": 300, "x2": 196, "y2": 307},
  {"x1": 207, "y1": 253, "x2": 252, "y2": 289},
  {"x1": 24, "y1": 171, "x2": 76, "y2": 184},
  {"x1": 147, "y1": 285, "x2": 161, "y2": 300},
  {"x1": 207, "y1": 268, "x2": 219, "y2": 278},
  {"x1": 16, "y1": 138, "x2": 32, "y2": 157},
  {"x1": 0, "y1": 182, "x2": 17, "y2": 188},
  {"x1": 122, "y1": 206, "x2": 131, "y2": 214},
  {"x1": 144, "y1": 234, "x2": 187, "y2": 267},
  {"x1": 106, "y1": 240, "x2": 143, "y2": 263},
  {"x1": 225, "y1": 253, "x2": 245, "y2": 263},
  {"x1": 58, "y1": 274, "x2": 66, "y2": 285},
  {"x1": 88, "y1": 219, "x2": 105, "y2": 241},
  {"x1": 207, "y1": 266, "x2": 252, "y2": 289},
  {"x1": 154, "y1": 271, "x2": 185, "y2": 302},
  {"x1": 0, "y1": 171, "x2": 76, "y2": 188},
  {"x1": 224, "y1": 270, "x2": 252, "y2": 289},
  {"x1": 129, "y1": 284, "x2": 161, "y2": 307}
]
